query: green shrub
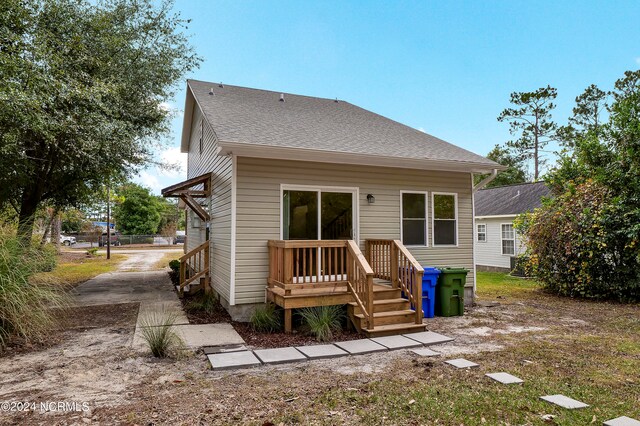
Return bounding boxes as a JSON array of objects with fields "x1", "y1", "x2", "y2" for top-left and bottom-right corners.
[
  {"x1": 168, "y1": 259, "x2": 180, "y2": 272},
  {"x1": 0, "y1": 226, "x2": 67, "y2": 347},
  {"x1": 250, "y1": 304, "x2": 281, "y2": 333},
  {"x1": 185, "y1": 291, "x2": 219, "y2": 314},
  {"x1": 299, "y1": 305, "x2": 344, "y2": 342},
  {"x1": 519, "y1": 180, "x2": 640, "y2": 301},
  {"x1": 138, "y1": 310, "x2": 184, "y2": 358},
  {"x1": 86, "y1": 247, "x2": 99, "y2": 256}
]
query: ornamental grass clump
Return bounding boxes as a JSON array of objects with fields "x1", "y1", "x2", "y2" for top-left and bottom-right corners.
[
  {"x1": 138, "y1": 310, "x2": 184, "y2": 358},
  {"x1": 0, "y1": 226, "x2": 67, "y2": 348},
  {"x1": 250, "y1": 304, "x2": 281, "y2": 333},
  {"x1": 299, "y1": 305, "x2": 344, "y2": 342}
]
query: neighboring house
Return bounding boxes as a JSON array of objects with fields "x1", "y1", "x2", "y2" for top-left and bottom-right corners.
[
  {"x1": 162, "y1": 79, "x2": 503, "y2": 336},
  {"x1": 474, "y1": 182, "x2": 551, "y2": 272}
]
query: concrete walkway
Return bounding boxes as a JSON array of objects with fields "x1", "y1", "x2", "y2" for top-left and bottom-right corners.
[{"x1": 72, "y1": 251, "x2": 245, "y2": 351}]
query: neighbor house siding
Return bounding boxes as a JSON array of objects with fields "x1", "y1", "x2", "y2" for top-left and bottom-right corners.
[
  {"x1": 235, "y1": 157, "x2": 476, "y2": 305},
  {"x1": 186, "y1": 106, "x2": 232, "y2": 302},
  {"x1": 475, "y1": 217, "x2": 525, "y2": 269}
]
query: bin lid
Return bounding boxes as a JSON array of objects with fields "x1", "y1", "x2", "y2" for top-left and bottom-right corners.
[
  {"x1": 439, "y1": 267, "x2": 469, "y2": 273},
  {"x1": 423, "y1": 267, "x2": 441, "y2": 274}
]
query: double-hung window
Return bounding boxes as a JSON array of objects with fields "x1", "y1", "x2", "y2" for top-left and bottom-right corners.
[
  {"x1": 432, "y1": 193, "x2": 457, "y2": 246},
  {"x1": 401, "y1": 192, "x2": 427, "y2": 246},
  {"x1": 477, "y1": 224, "x2": 487, "y2": 242},
  {"x1": 501, "y1": 223, "x2": 515, "y2": 255}
]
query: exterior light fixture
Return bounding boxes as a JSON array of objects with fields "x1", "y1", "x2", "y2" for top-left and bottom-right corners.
[{"x1": 367, "y1": 194, "x2": 375, "y2": 204}]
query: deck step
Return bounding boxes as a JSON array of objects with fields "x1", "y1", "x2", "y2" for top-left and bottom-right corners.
[
  {"x1": 349, "y1": 298, "x2": 410, "y2": 314},
  {"x1": 351, "y1": 309, "x2": 417, "y2": 327},
  {"x1": 361, "y1": 323, "x2": 427, "y2": 338}
]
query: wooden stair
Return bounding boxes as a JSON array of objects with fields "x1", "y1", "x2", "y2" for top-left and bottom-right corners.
[{"x1": 348, "y1": 281, "x2": 427, "y2": 337}]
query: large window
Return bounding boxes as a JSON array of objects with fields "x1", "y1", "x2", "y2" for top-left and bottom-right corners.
[
  {"x1": 432, "y1": 193, "x2": 457, "y2": 246},
  {"x1": 282, "y1": 188, "x2": 354, "y2": 240},
  {"x1": 476, "y1": 223, "x2": 487, "y2": 242},
  {"x1": 501, "y1": 223, "x2": 515, "y2": 255},
  {"x1": 401, "y1": 192, "x2": 427, "y2": 246}
]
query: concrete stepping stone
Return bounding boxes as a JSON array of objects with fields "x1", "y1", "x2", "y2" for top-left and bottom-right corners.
[
  {"x1": 404, "y1": 331, "x2": 454, "y2": 345},
  {"x1": 371, "y1": 335, "x2": 423, "y2": 349},
  {"x1": 295, "y1": 344, "x2": 348, "y2": 359},
  {"x1": 604, "y1": 416, "x2": 640, "y2": 426},
  {"x1": 540, "y1": 394, "x2": 589, "y2": 409},
  {"x1": 174, "y1": 323, "x2": 245, "y2": 349},
  {"x1": 334, "y1": 339, "x2": 388, "y2": 355},
  {"x1": 203, "y1": 344, "x2": 247, "y2": 355},
  {"x1": 485, "y1": 372, "x2": 523, "y2": 384},
  {"x1": 445, "y1": 358, "x2": 479, "y2": 369},
  {"x1": 411, "y1": 348, "x2": 441, "y2": 357},
  {"x1": 253, "y1": 347, "x2": 307, "y2": 365},
  {"x1": 207, "y1": 351, "x2": 261, "y2": 371}
]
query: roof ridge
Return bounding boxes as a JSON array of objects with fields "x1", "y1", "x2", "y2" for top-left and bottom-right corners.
[
  {"x1": 187, "y1": 79, "x2": 342, "y2": 103},
  {"x1": 479, "y1": 181, "x2": 547, "y2": 191}
]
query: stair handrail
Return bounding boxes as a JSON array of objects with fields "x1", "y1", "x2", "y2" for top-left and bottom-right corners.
[
  {"x1": 179, "y1": 240, "x2": 210, "y2": 292},
  {"x1": 366, "y1": 239, "x2": 424, "y2": 324},
  {"x1": 346, "y1": 240, "x2": 375, "y2": 330}
]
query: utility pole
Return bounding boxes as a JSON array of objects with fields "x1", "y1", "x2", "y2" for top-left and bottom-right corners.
[{"x1": 106, "y1": 184, "x2": 111, "y2": 260}]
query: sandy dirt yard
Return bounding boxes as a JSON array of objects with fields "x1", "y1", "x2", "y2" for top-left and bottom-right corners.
[{"x1": 0, "y1": 275, "x2": 638, "y2": 426}]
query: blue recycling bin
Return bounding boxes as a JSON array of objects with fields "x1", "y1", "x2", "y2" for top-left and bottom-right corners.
[{"x1": 421, "y1": 267, "x2": 441, "y2": 318}]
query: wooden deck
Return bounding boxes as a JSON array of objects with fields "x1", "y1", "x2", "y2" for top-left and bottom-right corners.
[{"x1": 267, "y1": 239, "x2": 427, "y2": 337}]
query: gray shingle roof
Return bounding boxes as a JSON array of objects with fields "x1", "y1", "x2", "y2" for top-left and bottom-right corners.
[
  {"x1": 187, "y1": 79, "x2": 501, "y2": 169},
  {"x1": 475, "y1": 182, "x2": 551, "y2": 216}
]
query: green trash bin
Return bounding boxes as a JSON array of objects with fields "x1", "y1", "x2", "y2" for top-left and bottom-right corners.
[{"x1": 435, "y1": 267, "x2": 468, "y2": 317}]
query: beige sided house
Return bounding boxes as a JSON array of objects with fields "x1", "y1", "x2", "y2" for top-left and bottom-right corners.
[{"x1": 162, "y1": 80, "x2": 504, "y2": 337}]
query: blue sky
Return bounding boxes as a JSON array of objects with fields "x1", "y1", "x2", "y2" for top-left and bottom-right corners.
[{"x1": 137, "y1": 0, "x2": 640, "y2": 193}]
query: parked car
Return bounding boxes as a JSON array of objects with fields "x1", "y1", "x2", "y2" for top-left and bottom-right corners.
[
  {"x1": 174, "y1": 231, "x2": 186, "y2": 245},
  {"x1": 98, "y1": 232, "x2": 121, "y2": 247},
  {"x1": 59, "y1": 235, "x2": 76, "y2": 246}
]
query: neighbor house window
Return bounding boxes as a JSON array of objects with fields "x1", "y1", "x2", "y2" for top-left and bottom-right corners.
[
  {"x1": 401, "y1": 192, "x2": 427, "y2": 246},
  {"x1": 501, "y1": 223, "x2": 515, "y2": 255},
  {"x1": 477, "y1": 224, "x2": 486, "y2": 242},
  {"x1": 432, "y1": 193, "x2": 457, "y2": 246}
]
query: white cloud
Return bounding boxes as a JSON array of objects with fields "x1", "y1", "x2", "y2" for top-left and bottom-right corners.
[
  {"x1": 417, "y1": 127, "x2": 426, "y2": 133},
  {"x1": 135, "y1": 170, "x2": 162, "y2": 194},
  {"x1": 158, "y1": 146, "x2": 188, "y2": 178}
]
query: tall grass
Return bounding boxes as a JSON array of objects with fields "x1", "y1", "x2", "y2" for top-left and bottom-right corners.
[
  {"x1": 250, "y1": 304, "x2": 281, "y2": 333},
  {"x1": 138, "y1": 310, "x2": 184, "y2": 358},
  {"x1": 299, "y1": 305, "x2": 344, "y2": 342},
  {"x1": 0, "y1": 226, "x2": 68, "y2": 347}
]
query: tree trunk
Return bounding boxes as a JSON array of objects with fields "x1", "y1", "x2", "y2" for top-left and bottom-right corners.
[{"x1": 17, "y1": 198, "x2": 39, "y2": 244}]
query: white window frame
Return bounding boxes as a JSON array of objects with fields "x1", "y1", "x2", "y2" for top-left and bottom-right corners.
[
  {"x1": 399, "y1": 190, "x2": 428, "y2": 247},
  {"x1": 279, "y1": 184, "x2": 360, "y2": 244},
  {"x1": 501, "y1": 223, "x2": 515, "y2": 256},
  {"x1": 431, "y1": 192, "x2": 458, "y2": 247},
  {"x1": 476, "y1": 223, "x2": 487, "y2": 242}
]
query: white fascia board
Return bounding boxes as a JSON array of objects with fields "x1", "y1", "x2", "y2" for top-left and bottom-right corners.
[
  {"x1": 217, "y1": 140, "x2": 505, "y2": 174},
  {"x1": 180, "y1": 85, "x2": 195, "y2": 153},
  {"x1": 475, "y1": 214, "x2": 518, "y2": 220}
]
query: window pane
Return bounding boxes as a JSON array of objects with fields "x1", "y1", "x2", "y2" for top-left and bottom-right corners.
[
  {"x1": 402, "y1": 193, "x2": 425, "y2": 219},
  {"x1": 502, "y1": 240, "x2": 515, "y2": 255},
  {"x1": 402, "y1": 220, "x2": 426, "y2": 245},
  {"x1": 434, "y1": 194, "x2": 455, "y2": 219},
  {"x1": 434, "y1": 220, "x2": 456, "y2": 245},
  {"x1": 501, "y1": 224, "x2": 514, "y2": 239},
  {"x1": 321, "y1": 192, "x2": 352, "y2": 240},
  {"x1": 283, "y1": 190, "x2": 318, "y2": 240}
]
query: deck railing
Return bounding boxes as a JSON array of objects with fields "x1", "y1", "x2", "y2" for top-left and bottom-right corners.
[
  {"x1": 268, "y1": 239, "x2": 374, "y2": 329},
  {"x1": 179, "y1": 240, "x2": 210, "y2": 295},
  {"x1": 366, "y1": 239, "x2": 424, "y2": 324}
]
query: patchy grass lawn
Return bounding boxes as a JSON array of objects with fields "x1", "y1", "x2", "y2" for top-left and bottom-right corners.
[
  {"x1": 31, "y1": 253, "x2": 126, "y2": 287},
  {"x1": 2, "y1": 272, "x2": 638, "y2": 425},
  {"x1": 153, "y1": 250, "x2": 181, "y2": 270}
]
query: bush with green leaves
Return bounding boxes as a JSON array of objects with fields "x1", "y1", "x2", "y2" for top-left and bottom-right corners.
[
  {"x1": 0, "y1": 226, "x2": 67, "y2": 347},
  {"x1": 299, "y1": 305, "x2": 344, "y2": 342},
  {"x1": 168, "y1": 260, "x2": 180, "y2": 272},
  {"x1": 250, "y1": 304, "x2": 281, "y2": 333},
  {"x1": 86, "y1": 247, "x2": 99, "y2": 256}
]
